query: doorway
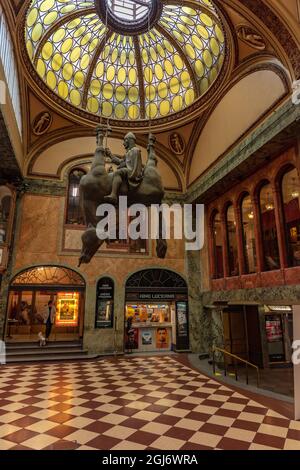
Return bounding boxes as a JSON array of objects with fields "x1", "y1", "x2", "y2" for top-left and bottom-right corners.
[
  {"x1": 5, "y1": 266, "x2": 85, "y2": 343},
  {"x1": 124, "y1": 269, "x2": 189, "y2": 354},
  {"x1": 222, "y1": 305, "x2": 263, "y2": 367}
]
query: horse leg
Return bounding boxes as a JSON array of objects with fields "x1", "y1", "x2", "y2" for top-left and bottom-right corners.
[
  {"x1": 81, "y1": 198, "x2": 99, "y2": 227},
  {"x1": 156, "y1": 238, "x2": 167, "y2": 259},
  {"x1": 78, "y1": 227, "x2": 104, "y2": 266}
]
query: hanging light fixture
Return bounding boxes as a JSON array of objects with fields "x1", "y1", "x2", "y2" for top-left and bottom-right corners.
[
  {"x1": 291, "y1": 177, "x2": 299, "y2": 199},
  {"x1": 265, "y1": 192, "x2": 274, "y2": 211},
  {"x1": 248, "y1": 211, "x2": 254, "y2": 219}
]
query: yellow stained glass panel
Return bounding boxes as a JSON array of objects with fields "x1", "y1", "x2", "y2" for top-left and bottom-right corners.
[
  {"x1": 47, "y1": 70, "x2": 57, "y2": 89},
  {"x1": 70, "y1": 89, "x2": 81, "y2": 106},
  {"x1": 115, "y1": 103, "x2": 126, "y2": 119},
  {"x1": 26, "y1": 0, "x2": 225, "y2": 119},
  {"x1": 128, "y1": 105, "x2": 139, "y2": 120},
  {"x1": 87, "y1": 96, "x2": 99, "y2": 113},
  {"x1": 102, "y1": 101, "x2": 113, "y2": 117}
]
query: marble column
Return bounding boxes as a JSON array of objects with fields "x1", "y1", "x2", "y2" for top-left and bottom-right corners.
[
  {"x1": 252, "y1": 194, "x2": 264, "y2": 273},
  {"x1": 272, "y1": 184, "x2": 288, "y2": 269},
  {"x1": 293, "y1": 305, "x2": 300, "y2": 420},
  {"x1": 221, "y1": 214, "x2": 229, "y2": 278},
  {"x1": 234, "y1": 202, "x2": 245, "y2": 275},
  {"x1": 82, "y1": 279, "x2": 125, "y2": 355},
  {"x1": 185, "y1": 247, "x2": 205, "y2": 353}
]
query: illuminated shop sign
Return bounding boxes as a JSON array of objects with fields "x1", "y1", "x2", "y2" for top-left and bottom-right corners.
[
  {"x1": 126, "y1": 292, "x2": 188, "y2": 301},
  {"x1": 267, "y1": 305, "x2": 292, "y2": 312}
]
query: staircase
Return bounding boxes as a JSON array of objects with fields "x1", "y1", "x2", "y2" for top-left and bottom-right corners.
[{"x1": 4, "y1": 341, "x2": 98, "y2": 364}]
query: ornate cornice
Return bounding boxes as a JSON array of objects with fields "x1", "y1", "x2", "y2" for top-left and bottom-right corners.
[
  {"x1": 202, "y1": 283, "x2": 300, "y2": 305},
  {"x1": 23, "y1": 178, "x2": 66, "y2": 196},
  {"x1": 238, "y1": 0, "x2": 300, "y2": 79}
]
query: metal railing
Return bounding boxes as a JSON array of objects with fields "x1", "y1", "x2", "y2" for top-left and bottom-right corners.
[{"x1": 212, "y1": 346, "x2": 260, "y2": 388}]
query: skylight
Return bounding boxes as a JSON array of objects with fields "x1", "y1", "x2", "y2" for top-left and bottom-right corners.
[{"x1": 108, "y1": 0, "x2": 151, "y2": 21}]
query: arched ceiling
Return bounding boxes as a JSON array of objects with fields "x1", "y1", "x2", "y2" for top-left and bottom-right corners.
[
  {"x1": 1, "y1": 0, "x2": 299, "y2": 187},
  {"x1": 24, "y1": 0, "x2": 226, "y2": 123}
]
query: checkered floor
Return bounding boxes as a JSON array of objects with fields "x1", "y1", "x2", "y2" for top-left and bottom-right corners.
[{"x1": 0, "y1": 356, "x2": 300, "y2": 450}]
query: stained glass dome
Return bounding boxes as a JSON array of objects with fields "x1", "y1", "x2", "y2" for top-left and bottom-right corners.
[{"x1": 25, "y1": 0, "x2": 226, "y2": 122}]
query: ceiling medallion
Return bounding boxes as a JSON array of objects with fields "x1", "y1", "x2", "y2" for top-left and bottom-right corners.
[
  {"x1": 169, "y1": 132, "x2": 185, "y2": 155},
  {"x1": 32, "y1": 111, "x2": 52, "y2": 136},
  {"x1": 95, "y1": 0, "x2": 163, "y2": 35}
]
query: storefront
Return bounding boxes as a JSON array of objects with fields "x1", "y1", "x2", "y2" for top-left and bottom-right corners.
[
  {"x1": 221, "y1": 303, "x2": 293, "y2": 368},
  {"x1": 5, "y1": 266, "x2": 85, "y2": 343},
  {"x1": 263, "y1": 305, "x2": 293, "y2": 365},
  {"x1": 125, "y1": 269, "x2": 189, "y2": 354}
]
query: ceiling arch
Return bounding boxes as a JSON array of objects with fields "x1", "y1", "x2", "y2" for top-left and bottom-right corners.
[
  {"x1": 27, "y1": 135, "x2": 183, "y2": 191},
  {"x1": 188, "y1": 66, "x2": 289, "y2": 185}
]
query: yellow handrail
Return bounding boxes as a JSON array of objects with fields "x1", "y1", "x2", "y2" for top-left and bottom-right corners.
[{"x1": 212, "y1": 346, "x2": 260, "y2": 387}]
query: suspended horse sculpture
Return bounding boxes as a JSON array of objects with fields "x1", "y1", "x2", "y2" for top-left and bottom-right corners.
[{"x1": 78, "y1": 126, "x2": 167, "y2": 266}]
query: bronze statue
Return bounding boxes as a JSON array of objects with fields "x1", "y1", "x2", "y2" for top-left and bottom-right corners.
[
  {"x1": 78, "y1": 126, "x2": 167, "y2": 266},
  {"x1": 104, "y1": 132, "x2": 144, "y2": 205}
]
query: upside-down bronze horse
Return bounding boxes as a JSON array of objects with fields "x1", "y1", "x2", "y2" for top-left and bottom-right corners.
[{"x1": 78, "y1": 126, "x2": 167, "y2": 266}]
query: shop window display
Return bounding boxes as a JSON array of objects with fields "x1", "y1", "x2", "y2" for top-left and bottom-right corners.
[
  {"x1": 6, "y1": 266, "x2": 85, "y2": 342},
  {"x1": 241, "y1": 194, "x2": 257, "y2": 273},
  {"x1": 212, "y1": 212, "x2": 224, "y2": 279},
  {"x1": 259, "y1": 183, "x2": 280, "y2": 271},
  {"x1": 281, "y1": 167, "x2": 300, "y2": 267},
  {"x1": 226, "y1": 204, "x2": 239, "y2": 277},
  {"x1": 125, "y1": 303, "x2": 173, "y2": 352}
]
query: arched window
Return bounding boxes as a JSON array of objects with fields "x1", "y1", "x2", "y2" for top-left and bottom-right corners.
[
  {"x1": 281, "y1": 167, "x2": 300, "y2": 267},
  {"x1": 66, "y1": 169, "x2": 86, "y2": 225},
  {"x1": 212, "y1": 212, "x2": 224, "y2": 278},
  {"x1": 259, "y1": 182, "x2": 280, "y2": 271},
  {"x1": 226, "y1": 205, "x2": 239, "y2": 277},
  {"x1": 241, "y1": 194, "x2": 257, "y2": 274}
]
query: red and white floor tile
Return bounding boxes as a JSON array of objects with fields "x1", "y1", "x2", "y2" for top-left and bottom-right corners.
[{"x1": 0, "y1": 356, "x2": 299, "y2": 450}]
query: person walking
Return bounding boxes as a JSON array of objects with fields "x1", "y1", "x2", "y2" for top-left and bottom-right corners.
[{"x1": 44, "y1": 300, "x2": 56, "y2": 342}]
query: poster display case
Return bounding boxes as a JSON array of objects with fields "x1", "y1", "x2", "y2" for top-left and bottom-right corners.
[
  {"x1": 95, "y1": 278, "x2": 114, "y2": 329},
  {"x1": 56, "y1": 292, "x2": 79, "y2": 327},
  {"x1": 265, "y1": 314, "x2": 285, "y2": 362}
]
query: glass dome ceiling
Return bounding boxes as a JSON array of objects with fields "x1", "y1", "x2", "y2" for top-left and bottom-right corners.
[{"x1": 25, "y1": 0, "x2": 225, "y2": 122}]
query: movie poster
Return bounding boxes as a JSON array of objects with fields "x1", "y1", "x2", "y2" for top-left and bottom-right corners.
[
  {"x1": 265, "y1": 315, "x2": 283, "y2": 342},
  {"x1": 56, "y1": 292, "x2": 79, "y2": 326},
  {"x1": 126, "y1": 328, "x2": 139, "y2": 350},
  {"x1": 156, "y1": 327, "x2": 169, "y2": 349},
  {"x1": 141, "y1": 330, "x2": 153, "y2": 346},
  {"x1": 59, "y1": 300, "x2": 76, "y2": 321}
]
